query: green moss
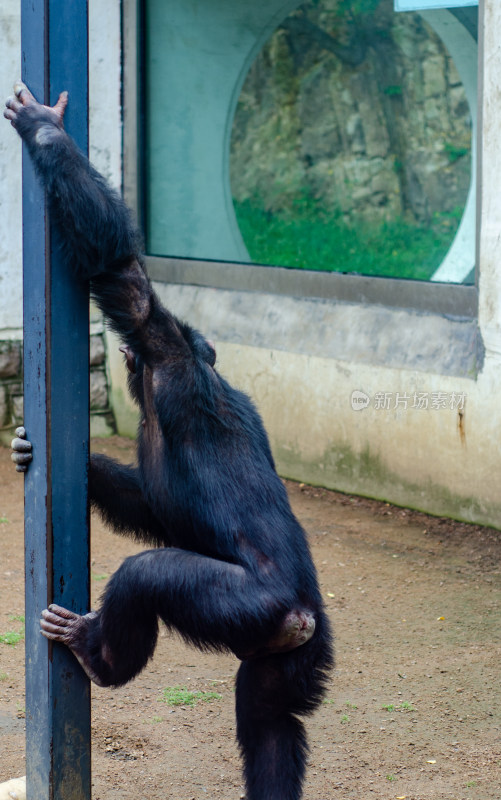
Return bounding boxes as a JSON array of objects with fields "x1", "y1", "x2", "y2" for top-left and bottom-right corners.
[{"x1": 274, "y1": 441, "x2": 501, "y2": 529}]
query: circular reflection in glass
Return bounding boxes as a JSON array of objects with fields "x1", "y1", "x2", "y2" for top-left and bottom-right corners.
[{"x1": 230, "y1": 0, "x2": 473, "y2": 282}]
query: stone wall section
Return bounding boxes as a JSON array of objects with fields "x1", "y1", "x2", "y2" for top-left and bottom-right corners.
[{"x1": 0, "y1": 333, "x2": 116, "y2": 446}]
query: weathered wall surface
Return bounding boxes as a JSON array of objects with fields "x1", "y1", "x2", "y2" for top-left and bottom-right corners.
[
  {"x1": 146, "y1": 281, "x2": 489, "y2": 524},
  {"x1": 0, "y1": 0, "x2": 22, "y2": 336}
]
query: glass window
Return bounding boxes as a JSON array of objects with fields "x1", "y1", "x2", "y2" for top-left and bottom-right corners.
[{"x1": 143, "y1": 0, "x2": 477, "y2": 284}]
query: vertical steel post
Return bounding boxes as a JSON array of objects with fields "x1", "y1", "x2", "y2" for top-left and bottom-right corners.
[{"x1": 21, "y1": 1, "x2": 91, "y2": 798}]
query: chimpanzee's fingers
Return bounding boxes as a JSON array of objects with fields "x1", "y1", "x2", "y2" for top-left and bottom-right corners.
[
  {"x1": 13, "y1": 81, "x2": 35, "y2": 104},
  {"x1": 11, "y1": 452, "x2": 32, "y2": 467},
  {"x1": 53, "y1": 91, "x2": 68, "y2": 123},
  {"x1": 11, "y1": 436, "x2": 31, "y2": 453},
  {"x1": 4, "y1": 97, "x2": 21, "y2": 126},
  {"x1": 11, "y1": 431, "x2": 32, "y2": 474},
  {"x1": 5, "y1": 94, "x2": 22, "y2": 112}
]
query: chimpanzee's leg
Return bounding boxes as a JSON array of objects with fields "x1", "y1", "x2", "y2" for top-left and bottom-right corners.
[
  {"x1": 236, "y1": 657, "x2": 308, "y2": 800},
  {"x1": 40, "y1": 547, "x2": 314, "y2": 687},
  {"x1": 236, "y1": 609, "x2": 333, "y2": 800}
]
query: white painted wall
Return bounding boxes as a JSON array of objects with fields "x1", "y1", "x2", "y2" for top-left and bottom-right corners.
[
  {"x1": 88, "y1": 0, "x2": 122, "y2": 189},
  {"x1": 0, "y1": 0, "x2": 22, "y2": 338}
]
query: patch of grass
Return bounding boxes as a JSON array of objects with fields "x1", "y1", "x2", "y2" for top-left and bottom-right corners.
[
  {"x1": 1, "y1": 616, "x2": 25, "y2": 646},
  {"x1": 466, "y1": 780, "x2": 477, "y2": 788},
  {"x1": 234, "y1": 197, "x2": 463, "y2": 281},
  {"x1": 0, "y1": 516, "x2": 9, "y2": 524},
  {"x1": 345, "y1": 701, "x2": 358, "y2": 709},
  {"x1": 0, "y1": 630, "x2": 24, "y2": 646},
  {"x1": 340, "y1": 714, "x2": 350, "y2": 723},
  {"x1": 92, "y1": 573, "x2": 108, "y2": 581},
  {"x1": 386, "y1": 773, "x2": 397, "y2": 782},
  {"x1": 382, "y1": 701, "x2": 415, "y2": 712},
  {"x1": 0, "y1": 671, "x2": 8, "y2": 681},
  {"x1": 160, "y1": 686, "x2": 222, "y2": 708}
]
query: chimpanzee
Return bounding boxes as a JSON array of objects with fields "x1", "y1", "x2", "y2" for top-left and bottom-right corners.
[{"x1": 6, "y1": 83, "x2": 333, "y2": 800}]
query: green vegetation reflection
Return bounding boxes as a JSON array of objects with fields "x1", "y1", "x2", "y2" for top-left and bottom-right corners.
[{"x1": 235, "y1": 197, "x2": 463, "y2": 279}]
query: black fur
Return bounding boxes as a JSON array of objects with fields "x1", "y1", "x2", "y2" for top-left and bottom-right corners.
[{"x1": 14, "y1": 95, "x2": 333, "y2": 800}]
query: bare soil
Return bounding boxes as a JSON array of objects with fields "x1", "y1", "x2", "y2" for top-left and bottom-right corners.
[{"x1": 0, "y1": 437, "x2": 500, "y2": 799}]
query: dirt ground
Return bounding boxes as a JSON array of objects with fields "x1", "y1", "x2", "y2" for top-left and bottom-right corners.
[{"x1": 0, "y1": 436, "x2": 500, "y2": 800}]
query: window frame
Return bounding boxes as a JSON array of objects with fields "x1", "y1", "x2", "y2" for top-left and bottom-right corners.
[{"x1": 122, "y1": 0, "x2": 480, "y2": 318}]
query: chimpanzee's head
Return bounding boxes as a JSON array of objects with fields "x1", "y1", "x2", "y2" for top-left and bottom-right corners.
[{"x1": 119, "y1": 323, "x2": 217, "y2": 411}]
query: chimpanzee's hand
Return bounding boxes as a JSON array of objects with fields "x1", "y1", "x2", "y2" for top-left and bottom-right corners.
[
  {"x1": 11, "y1": 426, "x2": 33, "y2": 473},
  {"x1": 4, "y1": 81, "x2": 68, "y2": 141}
]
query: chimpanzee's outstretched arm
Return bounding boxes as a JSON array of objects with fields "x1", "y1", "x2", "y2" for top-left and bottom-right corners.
[
  {"x1": 90, "y1": 455, "x2": 169, "y2": 546},
  {"x1": 41, "y1": 547, "x2": 316, "y2": 686},
  {"x1": 4, "y1": 83, "x2": 182, "y2": 361}
]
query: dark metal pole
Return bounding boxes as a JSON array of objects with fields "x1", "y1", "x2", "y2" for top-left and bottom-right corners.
[{"x1": 21, "y1": 1, "x2": 91, "y2": 798}]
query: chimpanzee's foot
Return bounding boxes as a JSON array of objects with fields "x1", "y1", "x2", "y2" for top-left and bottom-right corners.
[
  {"x1": 236, "y1": 609, "x2": 316, "y2": 660},
  {"x1": 40, "y1": 604, "x2": 109, "y2": 686}
]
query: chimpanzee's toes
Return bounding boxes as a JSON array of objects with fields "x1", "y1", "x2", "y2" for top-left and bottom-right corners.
[
  {"x1": 47, "y1": 603, "x2": 81, "y2": 621},
  {"x1": 40, "y1": 612, "x2": 69, "y2": 641}
]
